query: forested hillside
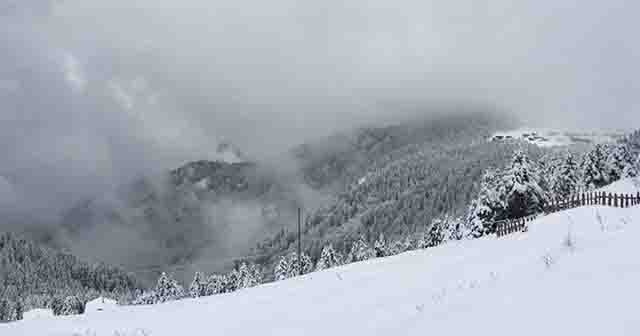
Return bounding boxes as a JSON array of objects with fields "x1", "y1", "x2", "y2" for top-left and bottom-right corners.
[
  {"x1": 248, "y1": 112, "x2": 530, "y2": 274},
  {"x1": 59, "y1": 160, "x2": 304, "y2": 284},
  {"x1": 293, "y1": 111, "x2": 515, "y2": 191},
  {"x1": 0, "y1": 233, "x2": 141, "y2": 321},
  {"x1": 253, "y1": 142, "x2": 549, "y2": 271}
]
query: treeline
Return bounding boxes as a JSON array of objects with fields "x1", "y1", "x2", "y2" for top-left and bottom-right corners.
[
  {"x1": 135, "y1": 229, "x2": 458, "y2": 306},
  {"x1": 0, "y1": 233, "x2": 142, "y2": 321}
]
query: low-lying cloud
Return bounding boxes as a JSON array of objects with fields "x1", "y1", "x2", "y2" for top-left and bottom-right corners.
[{"x1": 1, "y1": 0, "x2": 639, "y2": 224}]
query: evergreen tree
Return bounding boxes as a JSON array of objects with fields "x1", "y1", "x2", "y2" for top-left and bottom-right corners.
[
  {"x1": 50, "y1": 296, "x2": 64, "y2": 315},
  {"x1": 274, "y1": 252, "x2": 312, "y2": 280},
  {"x1": 465, "y1": 168, "x2": 505, "y2": 237},
  {"x1": 205, "y1": 274, "x2": 226, "y2": 295},
  {"x1": 581, "y1": 144, "x2": 610, "y2": 189},
  {"x1": 374, "y1": 233, "x2": 388, "y2": 257},
  {"x1": 315, "y1": 244, "x2": 342, "y2": 271},
  {"x1": 132, "y1": 291, "x2": 156, "y2": 305},
  {"x1": 550, "y1": 152, "x2": 581, "y2": 200},
  {"x1": 427, "y1": 217, "x2": 448, "y2": 247},
  {"x1": 628, "y1": 154, "x2": 640, "y2": 178},
  {"x1": 607, "y1": 143, "x2": 638, "y2": 180},
  {"x1": 223, "y1": 269, "x2": 240, "y2": 293},
  {"x1": 414, "y1": 230, "x2": 428, "y2": 249},
  {"x1": 393, "y1": 236, "x2": 413, "y2": 254},
  {"x1": 289, "y1": 252, "x2": 313, "y2": 277},
  {"x1": 0, "y1": 298, "x2": 10, "y2": 321},
  {"x1": 501, "y1": 150, "x2": 547, "y2": 219},
  {"x1": 237, "y1": 263, "x2": 262, "y2": 289},
  {"x1": 59, "y1": 296, "x2": 84, "y2": 316},
  {"x1": 351, "y1": 236, "x2": 375, "y2": 262},
  {"x1": 153, "y1": 272, "x2": 185, "y2": 303},
  {"x1": 189, "y1": 272, "x2": 207, "y2": 298},
  {"x1": 274, "y1": 255, "x2": 291, "y2": 281}
]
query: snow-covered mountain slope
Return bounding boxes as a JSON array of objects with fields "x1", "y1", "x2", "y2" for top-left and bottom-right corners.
[
  {"x1": 5, "y1": 205, "x2": 640, "y2": 336},
  {"x1": 490, "y1": 128, "x2": 625, "y2": 147}
]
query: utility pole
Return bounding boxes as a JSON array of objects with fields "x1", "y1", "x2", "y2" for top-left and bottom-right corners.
[{"x1": 298, "y1": 207, "x2": 302, "y2": 276}]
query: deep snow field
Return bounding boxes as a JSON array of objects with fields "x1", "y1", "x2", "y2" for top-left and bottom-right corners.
[{"x1": 4, "y1": 202, "x2": 640, "y2": 336}]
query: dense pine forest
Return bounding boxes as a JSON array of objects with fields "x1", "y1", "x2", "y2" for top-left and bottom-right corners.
[{"x1": 0, "y1": 233, "x2": 142, "y2": 321}]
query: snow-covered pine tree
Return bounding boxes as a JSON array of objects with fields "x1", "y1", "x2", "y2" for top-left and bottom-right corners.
[
  {"x1": 351, "y1": 236, "x2": 375, "y2": 262},
  {"x1": 249, "y1": 263, "x2": 263, "y2": 286},
  {"x1": 426, "y1": 216, "x2": 453, "y2": 247},
  {"x1": 132, "y1": 291, "x2": 156, "y2": 305},
  {"x1": 538, "y1": 152, "x2": 563, "y2": 195},
  {"x1": 189, "y1": 271, "x2": 207, "y2": 298},
  {"x1": 0, "y1": 298, "x2": 10, "y2": 321},
  {"x1": 223, "y1": 269, "x2": 240, "y2": 293},
  {"x1": 237, "y1": 262, "x2": 262, "y2": 289},
  {"x1": 274, "y1": 255, "x2": 291, "y2": 281},
  {"x1": 550, "y1": 152, "x2": 581, "y2": 201},
  {"x1": 205, "y1": 274, "x2": 226, "y2": 295},
  {"x1": 414, "y1": 229, "x2": 428, "y2": 249},
  {"x1": 374, "y1": 233, "x2": 388, "y2": 257},
  {"x1": 501, "y1": 150, "x2": 547, "y2": 219},
  {"x1": 315, "y1": 244, "x2": 342, "y2": 271},
  {"x1": 465, "y1": 168, "x2": 505, "y2": 237},
  {"x1": 627, "y1": 154, "x2": 640, "y2": 178},
  {"x1": 342, "y1": 245, "x2": 354, "y2": 265},
  {"x1": 274, "y1": 252, "x2": 312, "y2": 280},
  {"x1": 59, "y1": 296, "x2": 83, "y2": 316},
  {"x1": 607, "y1": 143, "x2": 637, "y2": 180},
  {"x1": 581, "y1": 144, "x2": 610, "y2": 189},
  {"x1": 153, "y1": 272, "x2": 185, "y2": 303},
  {"x1": 288, "y1": 252, "x2": 313, "y2": 277},
  {"x1": 398, "y1": 235, "x2": 413, "y2": 253}
]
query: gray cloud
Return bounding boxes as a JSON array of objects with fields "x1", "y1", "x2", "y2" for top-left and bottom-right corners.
[{"x1": 1, "y1": 0, "x2": 639, "y2": 222}]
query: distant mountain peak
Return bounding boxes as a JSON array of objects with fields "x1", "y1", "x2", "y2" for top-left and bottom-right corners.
[{"x1": 216, "y1": 141, "x2": 247, "y2": 164}]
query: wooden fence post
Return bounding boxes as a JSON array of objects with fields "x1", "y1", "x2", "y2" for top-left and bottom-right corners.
[{"x1": 614, "y1": 193, "x2": 618, "y2": 208}]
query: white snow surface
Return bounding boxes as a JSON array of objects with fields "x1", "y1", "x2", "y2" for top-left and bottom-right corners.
[
  {"x1": 4, "y1": 205, "x2": 640, "y2": 335},
  {"x1": 85, "y1": 298, "x2": 118, "y2": 314},
  {"x1": 22, "y1": 309, "x2": 54, "y2": 321},
  {"x1": 598, "y1": 177, "x2": 640, "y2": 194}
]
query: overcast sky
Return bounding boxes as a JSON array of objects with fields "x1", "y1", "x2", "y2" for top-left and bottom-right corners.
[{"x1": 1, "y1": 0, "x2": 639, "y2": 219}]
